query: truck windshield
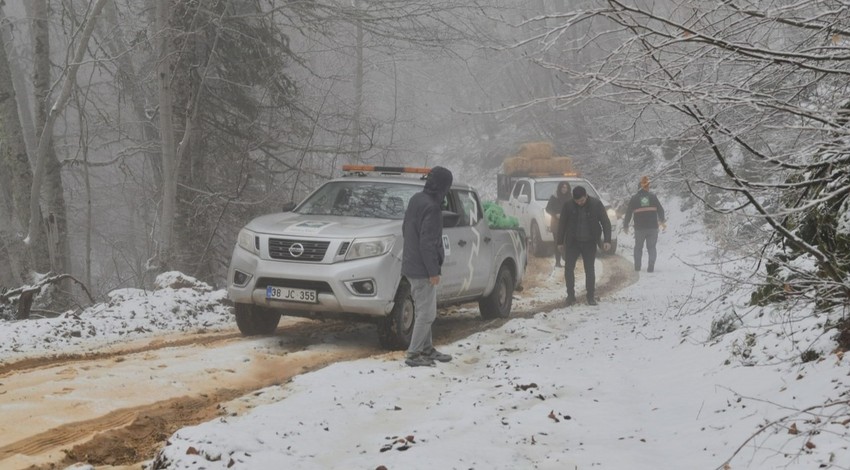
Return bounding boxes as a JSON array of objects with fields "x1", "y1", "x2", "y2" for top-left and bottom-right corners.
[
  {"x1": 535, "y1": 180, "x2": 599, "y2": 200},
  {"x1": 296, "y1": 181, "x2": 420, "y2": 219}
]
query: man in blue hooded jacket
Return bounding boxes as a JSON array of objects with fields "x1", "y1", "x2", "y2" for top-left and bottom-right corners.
[{"x1": 402, "y1": 166, "x2": 454, "y2": 367}]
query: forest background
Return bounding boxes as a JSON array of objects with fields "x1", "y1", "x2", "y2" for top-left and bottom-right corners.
[{"x1": 0, "y1": 0, "x2": 848, "y2": 344}]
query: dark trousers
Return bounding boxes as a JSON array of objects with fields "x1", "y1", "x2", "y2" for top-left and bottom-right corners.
[
  {"x1": 634, "y1": 228, "x2": 659, "y2": 270},
  {"x1": 564, "y1": 240, "x2": 597, "y2": 300}
]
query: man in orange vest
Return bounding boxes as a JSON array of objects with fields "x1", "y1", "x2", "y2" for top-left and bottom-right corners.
[{"x1": 622, "y1": 176, "x2": 666, "y2": 273}]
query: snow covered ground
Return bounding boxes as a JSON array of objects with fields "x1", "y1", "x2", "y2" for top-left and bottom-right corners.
[
  {"x1": 4, "y1": 200, "x2": 849, "y2": 470},
  {"x1": 0, "y1": 272, "x2": 234, "y2": 366},
  {"x1": 145, "y1": 200, "x2": 849, "y2": 470}
]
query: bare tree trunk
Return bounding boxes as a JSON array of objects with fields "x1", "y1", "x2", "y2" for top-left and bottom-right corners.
[
  {"x1": 100, "y1": 0, "x2": 163, "y2": 190},
  {"x1": 26, "y1": 0, "x2": 108, "y2": 272},
  {"x1": 0, "y1": 16, "x2": 41, "y2": 280},
  {"x1": 98, "y1": 0, "x2": 161, "y2": 287},
  {"x1": 30, "y1": 0, "x2": 53, "y2": 269},
  {"x1": 155, "y1": 0, "x2": 178, "y2": 272},
  {"x1": 80, "y1": 117, "x2": 93, "y2": 290},
  {"x1": 0, "y1": 5, "x2": 37, "y2": 163},
  {"x1": 29, "y1": 0, "x2": 73, "y2": 276},
  {"x1": 0, "y1": 220, "x2": 25, "y2": 285},
  {"x1": 31, "y1": 0, "x2": 71, "y2": 273}
]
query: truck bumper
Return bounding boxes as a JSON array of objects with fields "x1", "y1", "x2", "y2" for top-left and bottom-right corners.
[{"x1": 227, "y1": 245, "x2": 399, "y2": 319}]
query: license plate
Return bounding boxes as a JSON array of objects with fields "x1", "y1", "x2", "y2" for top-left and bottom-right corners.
[{"x1": 266, "y1": 286, "x2": 318, "y2": 303}]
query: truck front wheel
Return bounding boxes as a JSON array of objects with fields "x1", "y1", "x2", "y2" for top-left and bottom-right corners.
[
  {"x1": 378, "y1": 280, "x2": 414, "y2": 350},
  {"x1": 479, "y1": 265, "x2": 514, "y2": 319},
  {"x1": 530, "y1": 222, "x2": 548, "y2": 257},
  {"x1": 528, "y1": 222, "x2": 543, "y2": 257},
  {"x1": 235, "y1": 303, "x2": 281, "y2": 335}
]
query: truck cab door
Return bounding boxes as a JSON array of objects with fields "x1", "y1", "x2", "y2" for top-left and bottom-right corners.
[
  {"x1": 436, "y1": 193, "x2": 462, "y2": 301},
  {"x1": 437, "y1": 190, "x2": 484, "y2": 301},
  {"x1": 456, "y1": 189, "x2": 491, "y2": 294}
]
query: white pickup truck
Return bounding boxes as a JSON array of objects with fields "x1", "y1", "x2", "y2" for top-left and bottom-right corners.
[
  {"x1": 496, "y1": 175, "x2": 618, "y2": 257},
  {"x1": 227, "y1": 165, "x2": 527, "y2": 349}
]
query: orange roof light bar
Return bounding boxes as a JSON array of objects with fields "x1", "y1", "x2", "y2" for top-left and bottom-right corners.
[{"x1": 342, "y1": 164, "x2": 431, "y2": 174}]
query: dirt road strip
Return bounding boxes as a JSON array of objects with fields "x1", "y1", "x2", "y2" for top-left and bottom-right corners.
[
  {"x1": 0, "y1": 319, "x2": 386, "y2": 470},
  {"x1": 0, "y1": 255, "x2": 636, "y2": 470}
]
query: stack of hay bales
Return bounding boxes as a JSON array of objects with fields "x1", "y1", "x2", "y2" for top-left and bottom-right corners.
[{"x1": 502, "y1": 141, "x2": 574, "y2": 176}]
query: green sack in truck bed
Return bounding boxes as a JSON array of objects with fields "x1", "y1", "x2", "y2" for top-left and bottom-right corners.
[{"x1": 483, "y1": 201, "x2": 519, "y2": 229}]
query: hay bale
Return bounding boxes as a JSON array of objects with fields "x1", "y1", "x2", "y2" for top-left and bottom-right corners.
[
  {"x1": 527, "y1": 158, "x2": 550, "y2": 174},
  {"x1": 550, "y1": 157, "x2": 574, "y2": 174},
  {"x1": 518, "y1": 141, "x2": 554, "y2": 160},
  {"x1": 503, "y1": 156, "x2": 529, "y2": 175}
]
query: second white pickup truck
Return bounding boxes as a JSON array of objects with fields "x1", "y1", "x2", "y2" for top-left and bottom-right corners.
[
  {"x1": 227, "y1": 165, "x2": 527, "y2": 349},
  {"x1": 497, "y1": 174, "x2": 619, "y2": 257}
]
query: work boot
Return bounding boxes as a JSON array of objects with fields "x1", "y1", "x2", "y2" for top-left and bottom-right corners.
[
  {"x1": 648, "y1": 264, "x2": 655, "y2": 273},
  {"x1": 587, "y1": 297, "x2": 598, "y2": 306},
  {"x1": 565, "y1": 296, "x2": 577, "y2": 306},
  {"x1": 405, "y1": 353, "x2": 435, "y2": 367},
  {"x1": 424, "y1": 348, "x2": 452, "y2": 362}
]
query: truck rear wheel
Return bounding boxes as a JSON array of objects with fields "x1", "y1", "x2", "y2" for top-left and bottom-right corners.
[
  {"x1": 378, "y1": 280, "x2": 414, "y2": 350},
  {"x1": 235, "y1": 303, "x2": 281, "y2": 335},
  {"x1": 479, "y1": 265, "x2": 514, "y2": 319}
]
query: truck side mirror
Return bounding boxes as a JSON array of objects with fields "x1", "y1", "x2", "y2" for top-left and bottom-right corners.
[
  {"x1": 442, "y1": 210, "x2": 461, "y2": 228},
  {"x1": 281, "y1": 201, "x2": 296, "y2": 212},
  {"x1": 517, "y1": 194, "x2": 529, "y2": 204}
]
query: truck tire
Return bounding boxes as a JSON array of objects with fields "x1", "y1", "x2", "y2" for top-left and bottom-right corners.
[
  {"x1": 235, "y1": 303, "x2": 281, "y2": 335},
  {"x1": 479, "y1": 265, "x2": 514, "y2": 319},
  {"x1": 530, "y1": 222, "x2": 548, "y2": 257},
  {"x1": 378, "y1": 280, "x2": 414, "y2": 350}
]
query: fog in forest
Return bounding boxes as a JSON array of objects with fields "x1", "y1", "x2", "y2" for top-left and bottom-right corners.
[{"x1": 1, "y1": 0, "x2": 848, "y2": 315}]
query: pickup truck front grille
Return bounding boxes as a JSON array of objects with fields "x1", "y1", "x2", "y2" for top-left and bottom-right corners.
[
  {"x1": 268, "y1": 238, "x2": 329, "y2": 261},
  {"x1": 255, "y1": 278, "x2": 333, "y2": 293}
]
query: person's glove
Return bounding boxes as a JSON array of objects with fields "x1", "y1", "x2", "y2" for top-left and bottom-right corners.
[{"x1": 660, "y1": 222, "x2": 667, "y2": 232}]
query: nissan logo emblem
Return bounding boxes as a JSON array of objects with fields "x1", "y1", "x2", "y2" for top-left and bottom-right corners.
[{"x1": 289, "y1": 243, "x2": 305, "y2": 258}]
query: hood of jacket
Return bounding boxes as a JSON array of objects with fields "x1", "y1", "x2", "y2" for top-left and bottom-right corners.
[{"x1": 423, "y1": 166, "x2": 453, "y2": 199}]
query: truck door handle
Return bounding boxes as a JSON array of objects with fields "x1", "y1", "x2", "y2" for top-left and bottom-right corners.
[{"x1": 458, "y1": 239, "x2": 467, "y2": 247}]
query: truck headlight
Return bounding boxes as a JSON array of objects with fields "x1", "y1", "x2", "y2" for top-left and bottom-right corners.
[
  {"x1": 346, "y1": 235, "x2": 395, "y2": 261},
  {"x1": 237, "y1": 228, "x2": 260, "y2": 255},
  {"x1": 606, "y1": 208, "x2": 617, "y2": 220}
]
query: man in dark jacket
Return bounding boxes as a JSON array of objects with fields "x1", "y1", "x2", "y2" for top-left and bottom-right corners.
[
  {"x1": 556, "y1": 186, "x2": 612, "y2": 306},
  {"x1": 402, "y1": 166, "x2": 454, "y2": 367},
  {"x1": 623, "y1": 176, "x2": 666, "y2": 272}
]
